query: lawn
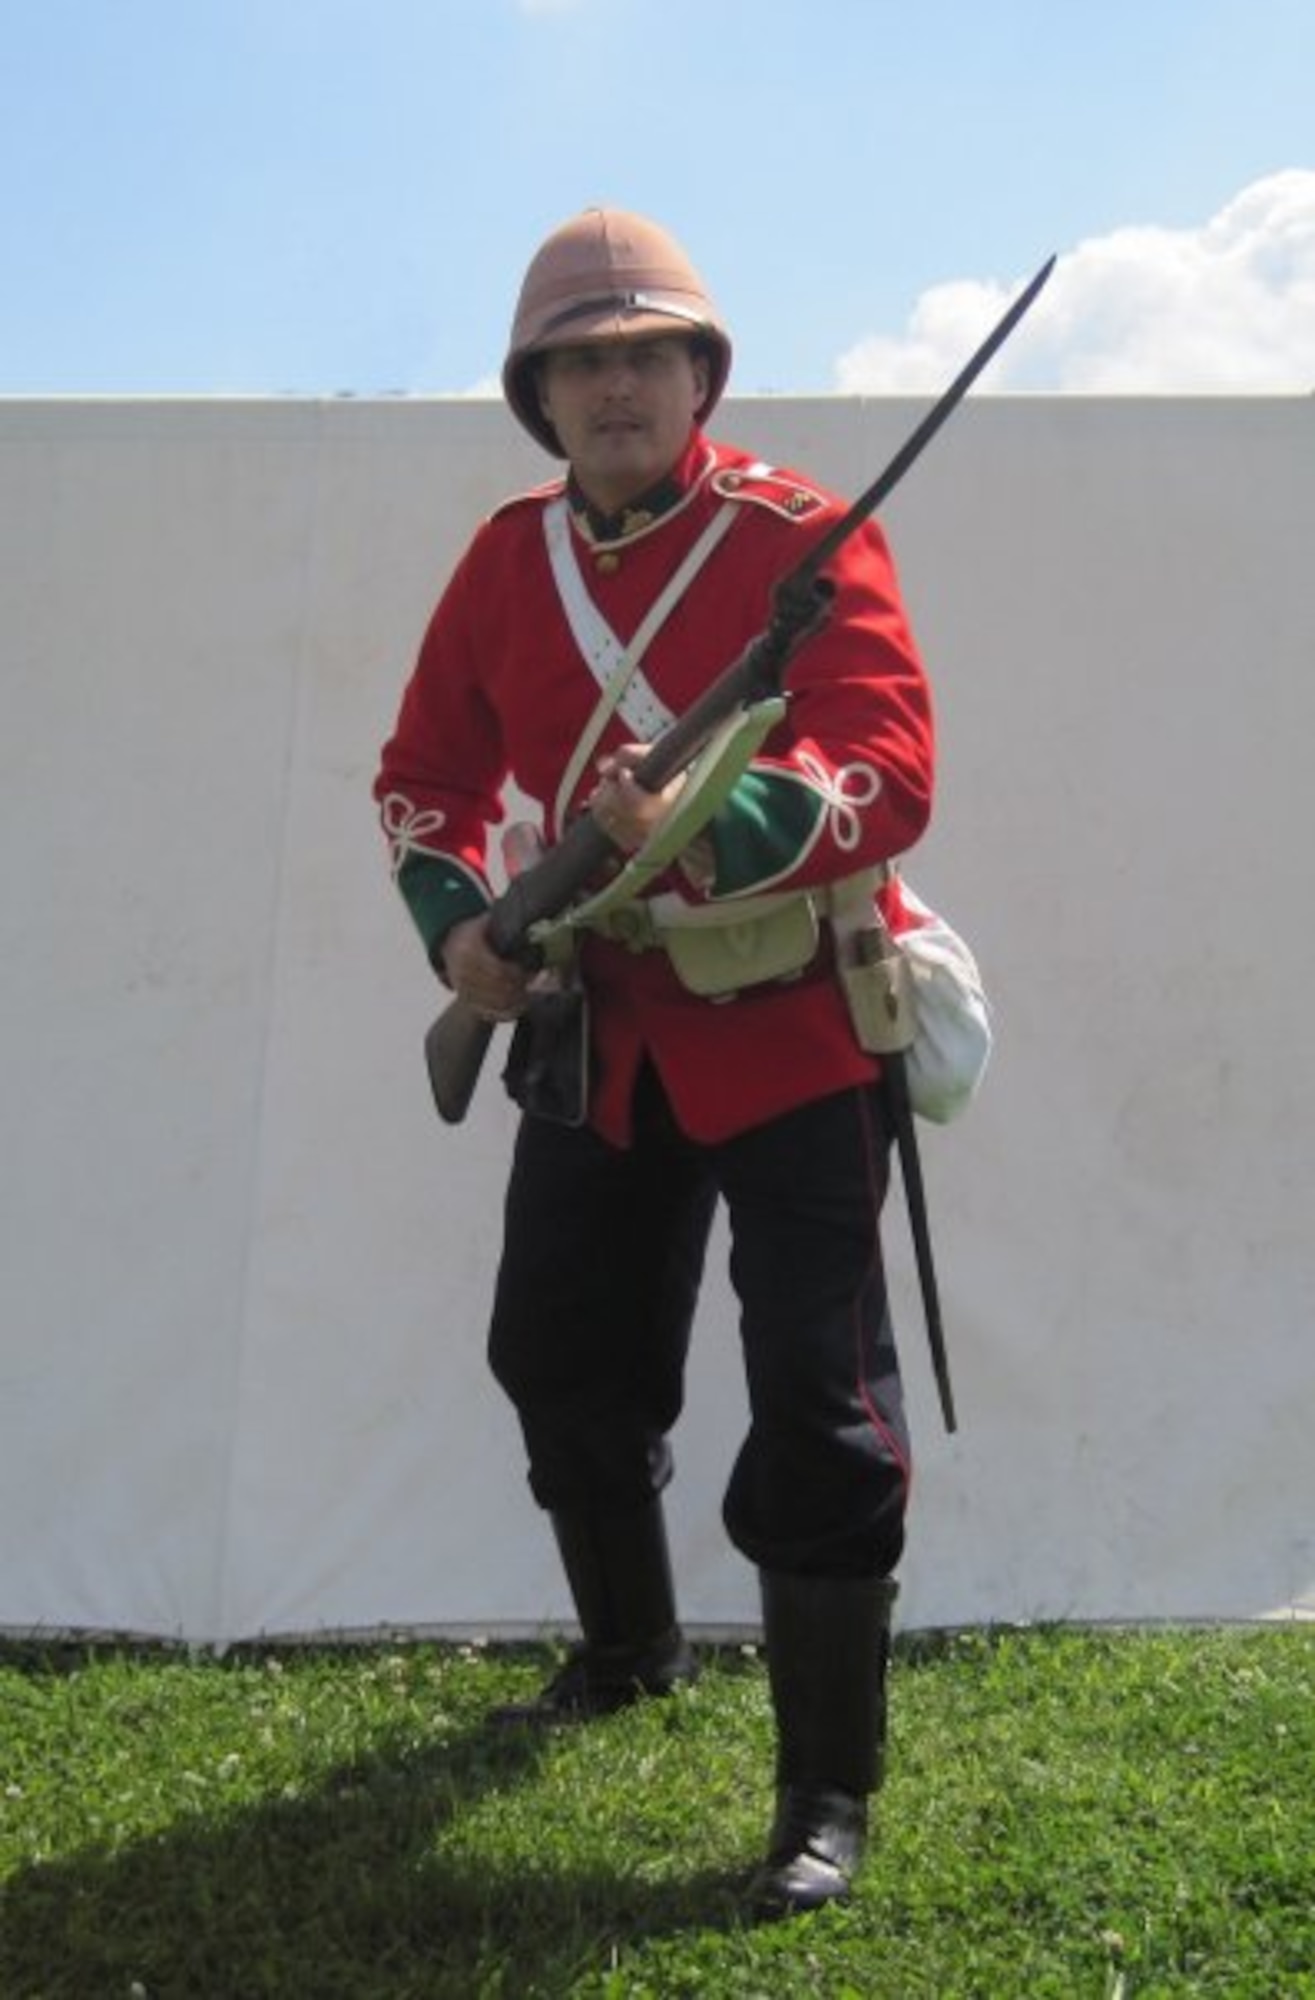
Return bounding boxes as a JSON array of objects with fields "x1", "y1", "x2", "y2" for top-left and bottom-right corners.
[{"x1": 1, "y1": 1626, "x2": 1311, "y2": 1997}]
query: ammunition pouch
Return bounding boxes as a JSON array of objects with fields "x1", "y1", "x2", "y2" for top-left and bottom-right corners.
[
  {"x1": 581, "y1": 868, "x2": 888, "y2": 1009},
  {"x1": 502, "y1": 970, "x2": 590, "y2": 1127},
  {"x1": 664, "y1": 894, "x2": 820, "y2": 997},
  {"x1": 583, "y1": 885, "x2": 821, "y2": 996}
]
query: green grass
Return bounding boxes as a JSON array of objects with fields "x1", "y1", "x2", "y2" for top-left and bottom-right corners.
[{"x1": 1, "y1": 1627, "x2": 1312, "y2": 1998}]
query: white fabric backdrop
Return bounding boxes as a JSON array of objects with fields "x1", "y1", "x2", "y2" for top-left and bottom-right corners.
[{"x1": 1, "y1": 395, "x2": 1311, "y2": 1645}]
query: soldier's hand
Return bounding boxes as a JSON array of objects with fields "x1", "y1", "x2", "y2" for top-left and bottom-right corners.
[
  {"x1": 441, "y1": 916, "x2": 531, "y2": 1022},
  {"x1": 590, "y1": 743, "x2": 685, "y2": 853}
]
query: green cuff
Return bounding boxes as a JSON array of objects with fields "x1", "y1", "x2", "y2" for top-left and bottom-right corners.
[
  {"x1": 397, "y1": 852, "x2": 490, "y2": 964},
  {"x1": 708, "y1": 769, "x2": 825, "y2": 895}
]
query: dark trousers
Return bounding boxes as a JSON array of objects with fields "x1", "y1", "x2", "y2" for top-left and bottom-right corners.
[{"x1": 488, "y1": 1064, "x2": 910, "y2": 1578}]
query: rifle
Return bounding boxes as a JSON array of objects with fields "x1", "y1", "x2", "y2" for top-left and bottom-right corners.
[{"x1": 425, "y1": 251, "x2": 1055, "y2": 1129}]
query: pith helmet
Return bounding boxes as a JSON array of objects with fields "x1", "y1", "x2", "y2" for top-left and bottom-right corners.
[{"x1": 502, "y1": 207, "x2": 733, "y2": 455}]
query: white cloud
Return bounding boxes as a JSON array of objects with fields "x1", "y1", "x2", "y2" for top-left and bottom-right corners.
[{"x1": 835, "y1": 171, "x2": 1315, "y2": 393}]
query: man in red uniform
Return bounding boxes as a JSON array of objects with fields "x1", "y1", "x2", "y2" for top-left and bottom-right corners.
[{"x1": 375, "y1": 208, "x2": 935, "y2": 1918}]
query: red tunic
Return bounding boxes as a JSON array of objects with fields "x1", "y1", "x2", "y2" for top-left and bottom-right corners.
[{"x1": 375, "y1": 431, "x2": 934, "y2": 1146}]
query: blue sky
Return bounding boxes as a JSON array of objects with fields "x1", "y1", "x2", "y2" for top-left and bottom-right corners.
[{"x1": 2, "y1": 0, "x2": 1312, "y2": 395}]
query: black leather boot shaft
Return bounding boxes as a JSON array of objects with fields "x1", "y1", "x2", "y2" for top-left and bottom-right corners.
[
  {"x1": 750, "y1": 1570, "x2": 896, "y2": 1918},
  {"x1": 763, "y1": 1570, "x2": 896, "y2": 1795},
  {"x1": 551, "y1": 1501, "x2": 680, "y2": 1650},
  {"x1": 492, "y1": 1498, "x2": 697, "y2": 1724}
]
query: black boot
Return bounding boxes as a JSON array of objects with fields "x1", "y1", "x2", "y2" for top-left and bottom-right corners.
[
  {"x1": 749, "y1": 1570, "x2": 897, "y2": 1919},
  {"x1": 492, "y1": 1498, "x2": 698, "y2": 1725}
]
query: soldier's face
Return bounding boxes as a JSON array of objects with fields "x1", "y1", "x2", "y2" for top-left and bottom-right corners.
[{"x1": 537, "y1": 336, "x2": 710, "y2": 513}]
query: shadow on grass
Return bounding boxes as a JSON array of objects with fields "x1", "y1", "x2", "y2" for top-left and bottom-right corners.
[{"x1": 0, "y1": 1698, "x2": 750, "y2": 2000}]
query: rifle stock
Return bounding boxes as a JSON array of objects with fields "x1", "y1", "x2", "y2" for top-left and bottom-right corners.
[{"x1": 425, "y1": 1002, "x2": 496, "y2": 1126}]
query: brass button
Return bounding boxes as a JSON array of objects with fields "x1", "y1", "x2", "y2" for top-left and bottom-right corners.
[{"x1": 595, "y1": 550, "x2": 621, "y2": 575}]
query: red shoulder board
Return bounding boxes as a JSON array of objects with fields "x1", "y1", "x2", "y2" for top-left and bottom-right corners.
[
  {"x1": 487, "y1": 477, "x2": 565, "y2": 523},
  {"x1": 710, "y1": 463, "x2": 828, "y2": 523}
]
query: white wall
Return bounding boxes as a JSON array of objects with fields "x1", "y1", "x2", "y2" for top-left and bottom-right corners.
[{"x1": 1, "y1": 394, "x2": 1311, "y2": 1644}]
